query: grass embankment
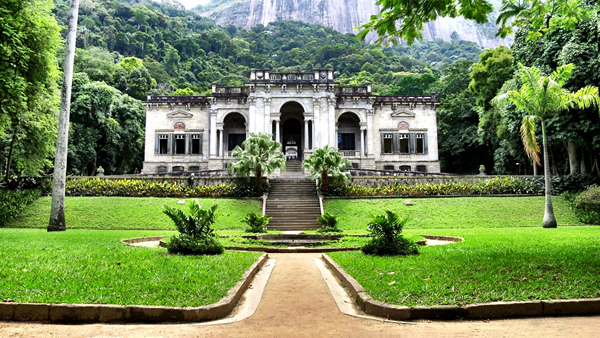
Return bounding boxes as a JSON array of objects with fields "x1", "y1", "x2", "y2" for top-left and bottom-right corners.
[
  {"x1": 9, "y1": 196, "x2": 261, "y2": 230},
  {"x1": 0, "y1": 229, "x2": 261, "y2": 306},
  {"x1": 325, "y1": 196, "x2": 583, "y2": 230},
  {"x1": 329, "y1": 227, "x2": 600, "y2": 306}
]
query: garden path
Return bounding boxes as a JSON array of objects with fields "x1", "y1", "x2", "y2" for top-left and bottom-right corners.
[{"x1": 1, "y1": 253, "x2": 600, "y2": 337}]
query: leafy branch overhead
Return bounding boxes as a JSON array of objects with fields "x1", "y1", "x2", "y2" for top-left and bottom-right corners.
[{"x1": 356, "y1": 0, "x2": 494, "y2": 45}]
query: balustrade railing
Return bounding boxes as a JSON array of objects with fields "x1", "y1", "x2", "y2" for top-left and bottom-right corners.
[{"x1": 340, "y1": 150, "x2": 361, "y2": 157}]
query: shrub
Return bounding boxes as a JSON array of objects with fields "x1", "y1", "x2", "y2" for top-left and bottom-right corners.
[
  {"x1": 317, "y1": 212, "x2": 342, "y2": 233},
  {"x1": 243, "y1": 212, "x2": 271, "y2": 233},
  {"x1": 563, "y1": 185, "x2": 600, "y2": 224},
  {"x1": 575, "y1": 185, "x2": 600, "y2": 213},
  {"x1": 65, "y1": 178, "x2": 263, "y2": 198},
  {"x1": 0, "y1": 189, "x2": 41, "y2": 227},
  {"x1": 163, "y1": 201, "x2": 223, "y2": 255},
  {"x1": 361, "y1": 210, "x2": 419, "y2": 256}
]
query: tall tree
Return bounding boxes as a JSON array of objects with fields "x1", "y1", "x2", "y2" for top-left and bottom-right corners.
[
  {"x1": 0, "y1": 0, "x2": 61, "y2": 178},
  {"x1": 49, "y1": 0, "x2": 79, "y2": 232},
  {"x1": 302, "y1": 145, "x2": 351, "y2": 193},
  {"x1": 228, "y1": 133, "x2": 285, "y2": 194},
  {"x1": 493, "y1": 63, "x2": 599, "y2": 228}
]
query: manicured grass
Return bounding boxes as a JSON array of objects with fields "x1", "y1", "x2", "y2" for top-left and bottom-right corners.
[
  {"x1": 9, "y1": 196, "x2": 262, "y2": 230},
  {"x1": 329, "y1": 227, "x2": 600, "y2": 306},
  {"x1": 325, "y1": 196, "x2": 583, "y2": 231},
  {"x1": 0, "y1": 229, "x2": 262, "y2": 307}
]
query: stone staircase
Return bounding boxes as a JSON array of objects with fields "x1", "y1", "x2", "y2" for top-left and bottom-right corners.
[{"x1": 265, "y1": 177, "x2": 322, "y2": 231}]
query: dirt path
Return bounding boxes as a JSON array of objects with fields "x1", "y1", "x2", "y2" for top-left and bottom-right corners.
[{"x1": 1, "y1": 253, "x2": 599, "y2": 337}]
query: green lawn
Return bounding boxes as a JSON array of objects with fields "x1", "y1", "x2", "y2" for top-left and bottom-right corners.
[
  {"x1": 329, "y1": 227, "x2": 600, "y2": 306},
  {"x1": 0, "y1": 229, "x2": 262, "y2": 307},
  {"x1": 325, "y1": 196, "x2": 583, "y2": 230},
  {"x1": 9, "y1": 196, "x2": 262, "y2": 230}
]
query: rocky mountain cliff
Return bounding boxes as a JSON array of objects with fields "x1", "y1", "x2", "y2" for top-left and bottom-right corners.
[{"x1": 195, "y1": 0, "x2": 512, "y2": 48}]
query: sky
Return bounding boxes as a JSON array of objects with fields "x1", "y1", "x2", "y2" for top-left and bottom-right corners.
[{"x1": 177, "y1": 0, "x2": 211, "y2": 9}]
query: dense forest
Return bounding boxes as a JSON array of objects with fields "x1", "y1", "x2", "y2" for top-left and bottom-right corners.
[{"x1": 1, "y1": 0, "x2": 598, "y2": 177}]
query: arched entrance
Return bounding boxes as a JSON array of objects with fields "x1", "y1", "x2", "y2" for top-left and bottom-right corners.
[
  {"x1": 337, "y1": 112, "x2": 361, "y2": 156},
  {"x1": 279, "y1": 102, "x2": 305, "y2": 159},
  {"x1": 223, "y1": 113, "x2": 246, "y2": 154}
]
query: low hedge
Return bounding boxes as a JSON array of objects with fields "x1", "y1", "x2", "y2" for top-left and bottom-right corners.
[
  {"x1": 65, "y1": 177, "x2": 264, "y2": 198},
  {"x1": 0, "y1": 189, "x2": 41, "y2": 227},
  {"x1": 323, "y1": 175, "x2": 599, "y2": 197}
]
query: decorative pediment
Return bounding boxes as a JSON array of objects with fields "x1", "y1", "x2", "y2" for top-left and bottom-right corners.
[
  {"x1": 167, "y1": 111, "x2": 193, "y2": 119},
  {"x1": 390, "y1": 111, "x2": 416, "y2": 118}
]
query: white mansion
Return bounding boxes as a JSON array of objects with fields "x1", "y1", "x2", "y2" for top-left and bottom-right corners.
[{"x1": 142, "y1": 69, "x2": 440, "y2": 174}]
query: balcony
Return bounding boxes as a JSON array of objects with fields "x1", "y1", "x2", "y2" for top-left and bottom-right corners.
[
  {"x1": 145, "y1": 95, "x2": 209, "y2": 104},
  {"x1": 211, "y1": 86, "x2": 248, "y2": 98},
  {"x1": 337, "y1": 86, "x2": 371, "y2": 97},
  {"x1": 340, "y1": 150, "x2": 361, "y2": 158}
]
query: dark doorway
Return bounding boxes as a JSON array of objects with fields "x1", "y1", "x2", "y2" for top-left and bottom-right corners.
[{"x1": 280, "y1": 101, "x2": 305, "y2": 159}]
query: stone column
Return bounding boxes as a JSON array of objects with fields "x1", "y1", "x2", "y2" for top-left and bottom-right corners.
[
  {"x1": 209, "y1": 109, "x2": 217, "y2": 157},
  {"x1": 275, "y1": 119, "x2": 280, "y2": 144},
  {"x1": 312, "y1": 98, "x2": 321, "y2": 148},
  {"x1": 218, "y1": 127, "x2": 224, "y2": 157},
  {"x1": 304, "y1": 119, "x2": 309, "y2": 151},
  {"x1": 248, "y1": 97, "x2": 256, "y2": 133},
  {"x1": 360, "y1": 126, "x2": 367, "y2": 157},
  {"x1": 328, "y1": 96, "x2": 336, "y2": 147},
  {"x1": 264, "y1": 97, "x2": 271, "y2": 134},
  {"x1": 366, "y1": 109, "x2": 374, "y2": 156}
]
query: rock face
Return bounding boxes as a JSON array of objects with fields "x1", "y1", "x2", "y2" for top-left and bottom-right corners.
[{"x1": 196, "y1": 0, "x2": 512, "y2": 48}]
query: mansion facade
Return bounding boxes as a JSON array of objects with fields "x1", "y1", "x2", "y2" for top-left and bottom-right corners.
[{"x1": 143, "y1": 69, "x2": 440, "y2": 174}]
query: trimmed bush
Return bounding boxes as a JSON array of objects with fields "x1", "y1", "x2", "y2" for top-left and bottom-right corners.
[
  {"x1": 243, "y1": 213, "x2": 271, "y2": 233},
  {"x1": 317, "y1": 212, "x2": 342, "y2": 233},
  {"x1": 163, "y1": 201, "x2": 224, "y2": 255},
  {"x1": 65, "y1": 177, "x2": 263, "y2": 198},
  {"x1": 0, "y1": 189, "x2": 41, "y2": 227},
  {"x1": 575, "y1": 185, "x2": 600, "y2": 213},
  {"x1": 325, "y1": 175, "x2": 600, "y2": 197},
  {"x1": 361, "y1": 210, "x2": 418, "y2": 256}
]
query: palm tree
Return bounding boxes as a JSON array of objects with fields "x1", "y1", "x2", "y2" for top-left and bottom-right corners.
[
  {"x1": 496, "y1": 0, "x2": 530, "y2": 26},
  {"x1": 493, "y1": 63, "x2": 599, "y2": 228},
  {"x1": 302, "y1": 145, "x2": 352, "y2": 193},
  {"x1": 48, "y1": 0, "x2": 79, "y2": 231},
  {"x1": 228, "y1": 132, "x2": 285, "y2": 194}
]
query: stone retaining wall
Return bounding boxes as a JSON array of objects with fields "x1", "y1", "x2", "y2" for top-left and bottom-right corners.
[{"x1": 348, "y1": 175, "x2": 536, "y2": 187}]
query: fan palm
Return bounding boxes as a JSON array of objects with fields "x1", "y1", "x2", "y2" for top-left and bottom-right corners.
[
  {"x1": 228, "y1": 132, "x2": 285, "y2": 194},
  {"x1": 496, "y1": 0, "x2": 530, "y2": 26},
  {"x1": 493, "y1": 63, "x2": 599, "y2": 228},
  {"x1": 302, "y1": 145, "x2": 351, "y2": 193}
]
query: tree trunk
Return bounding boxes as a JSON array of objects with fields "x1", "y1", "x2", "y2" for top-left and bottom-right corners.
[
  {"x1": 580, "y1": 155, "x2": 587, "y2": 174},
  {"x1": 49, "y1": 0, "x2": 79, "y2": 232},
  {"x1": 3, "y1": 127, "x2": 18, "y2": 180},
  {"x1": 532, "y1": 159, "x2": 538, "y2": 176},
  {"x1": 541, "y1": 120, "x2": 557, "y2": 228},
  {"x1": 255, "y1": 166, "x2": 262, "y2": 195},
  {"x1": 321, "y1": 170, "x2": 329, "y2": 193}
]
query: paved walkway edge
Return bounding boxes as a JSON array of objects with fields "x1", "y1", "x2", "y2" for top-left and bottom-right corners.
[
  {"x1": 0, "y1": 253, "x2": 269, "y2": 324},
  {"x1": 322, "y1": 254, "x2": 600, "y2": 320}
]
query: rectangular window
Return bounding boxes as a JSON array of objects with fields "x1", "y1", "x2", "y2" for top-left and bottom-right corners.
[
  {"x1": 173, "y1": 134, "x2": 186, "y2": 154},
  {"x1": 383, "y1": 165, "x2": 395, "y2": 170},
  {"x1": 382, "y1": 134, "x2": 393, "y2": 154},
  {"x1": 190, "y1": 134, "x2": 202, "y2": 154},
  {"x1": 338, "y1": 133, "x2": 355, "y2": 151},
  {"x1": 399, "y1": 165, "x2": 411, "y2": 172},
  {"x1": 399, "y1": 134, "x2": 410, "y2": 154},
  {"x1": 172, "y1": 166, "x2": 184, "y2": 172},
  {"x1": 189, "y1": 166, "x2": 200, "y2": 172},
  {"x1": 415, "y1": 133, "x2": 425, "y2": 154},
  {"x1": 158, "y1": 134, "x2": 169, "y2": 154},
  {"x1": 157, "y1": 166, "x2": 167, "y2": 174}
]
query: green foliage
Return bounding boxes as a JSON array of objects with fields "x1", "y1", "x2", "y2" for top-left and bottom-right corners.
[
  {"x1": 356, "y1": 0, "x2": 494, "y2": 45},
  {"x1": 361, "y1": 210, "x2": 418, "y2": 256},
  {"x1": 163, "y1": 201, "x2": 223, "y2": 255},
  {"x1": 228, "y1": 133, "x2": 285, "y2": 194},
  {"x1": 564, "y1": 191, "x2": 600, "y2": 224},
  {"x1": 65, "y1": 177, "x2": 262, "y2": 198},
  {"x1": 317, "y1": 212, "x2": 342, "y2": 233},
  {"x1": 0, "y1": 0, "x2": 61, "y2": 176},
  {"x1": 325, "y1": 176, "x2": 545, "y2": 197},
  {"x1": 302, "y1": 145, "x2": 351, "y2": 193},
  {"x1": 574, "y1": 185, "x2": 600, "y2": 214},
  {"x1": 243, "y1": 212, "x2": 271, "y2": 233},
  {"x1": 0, "y1": 189, "x2": 41, "y2": 227}
]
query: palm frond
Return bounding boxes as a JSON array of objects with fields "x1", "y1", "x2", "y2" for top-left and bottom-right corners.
[{"x1": 520, "y1": 115, "x2": 540, "y2": 164}]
